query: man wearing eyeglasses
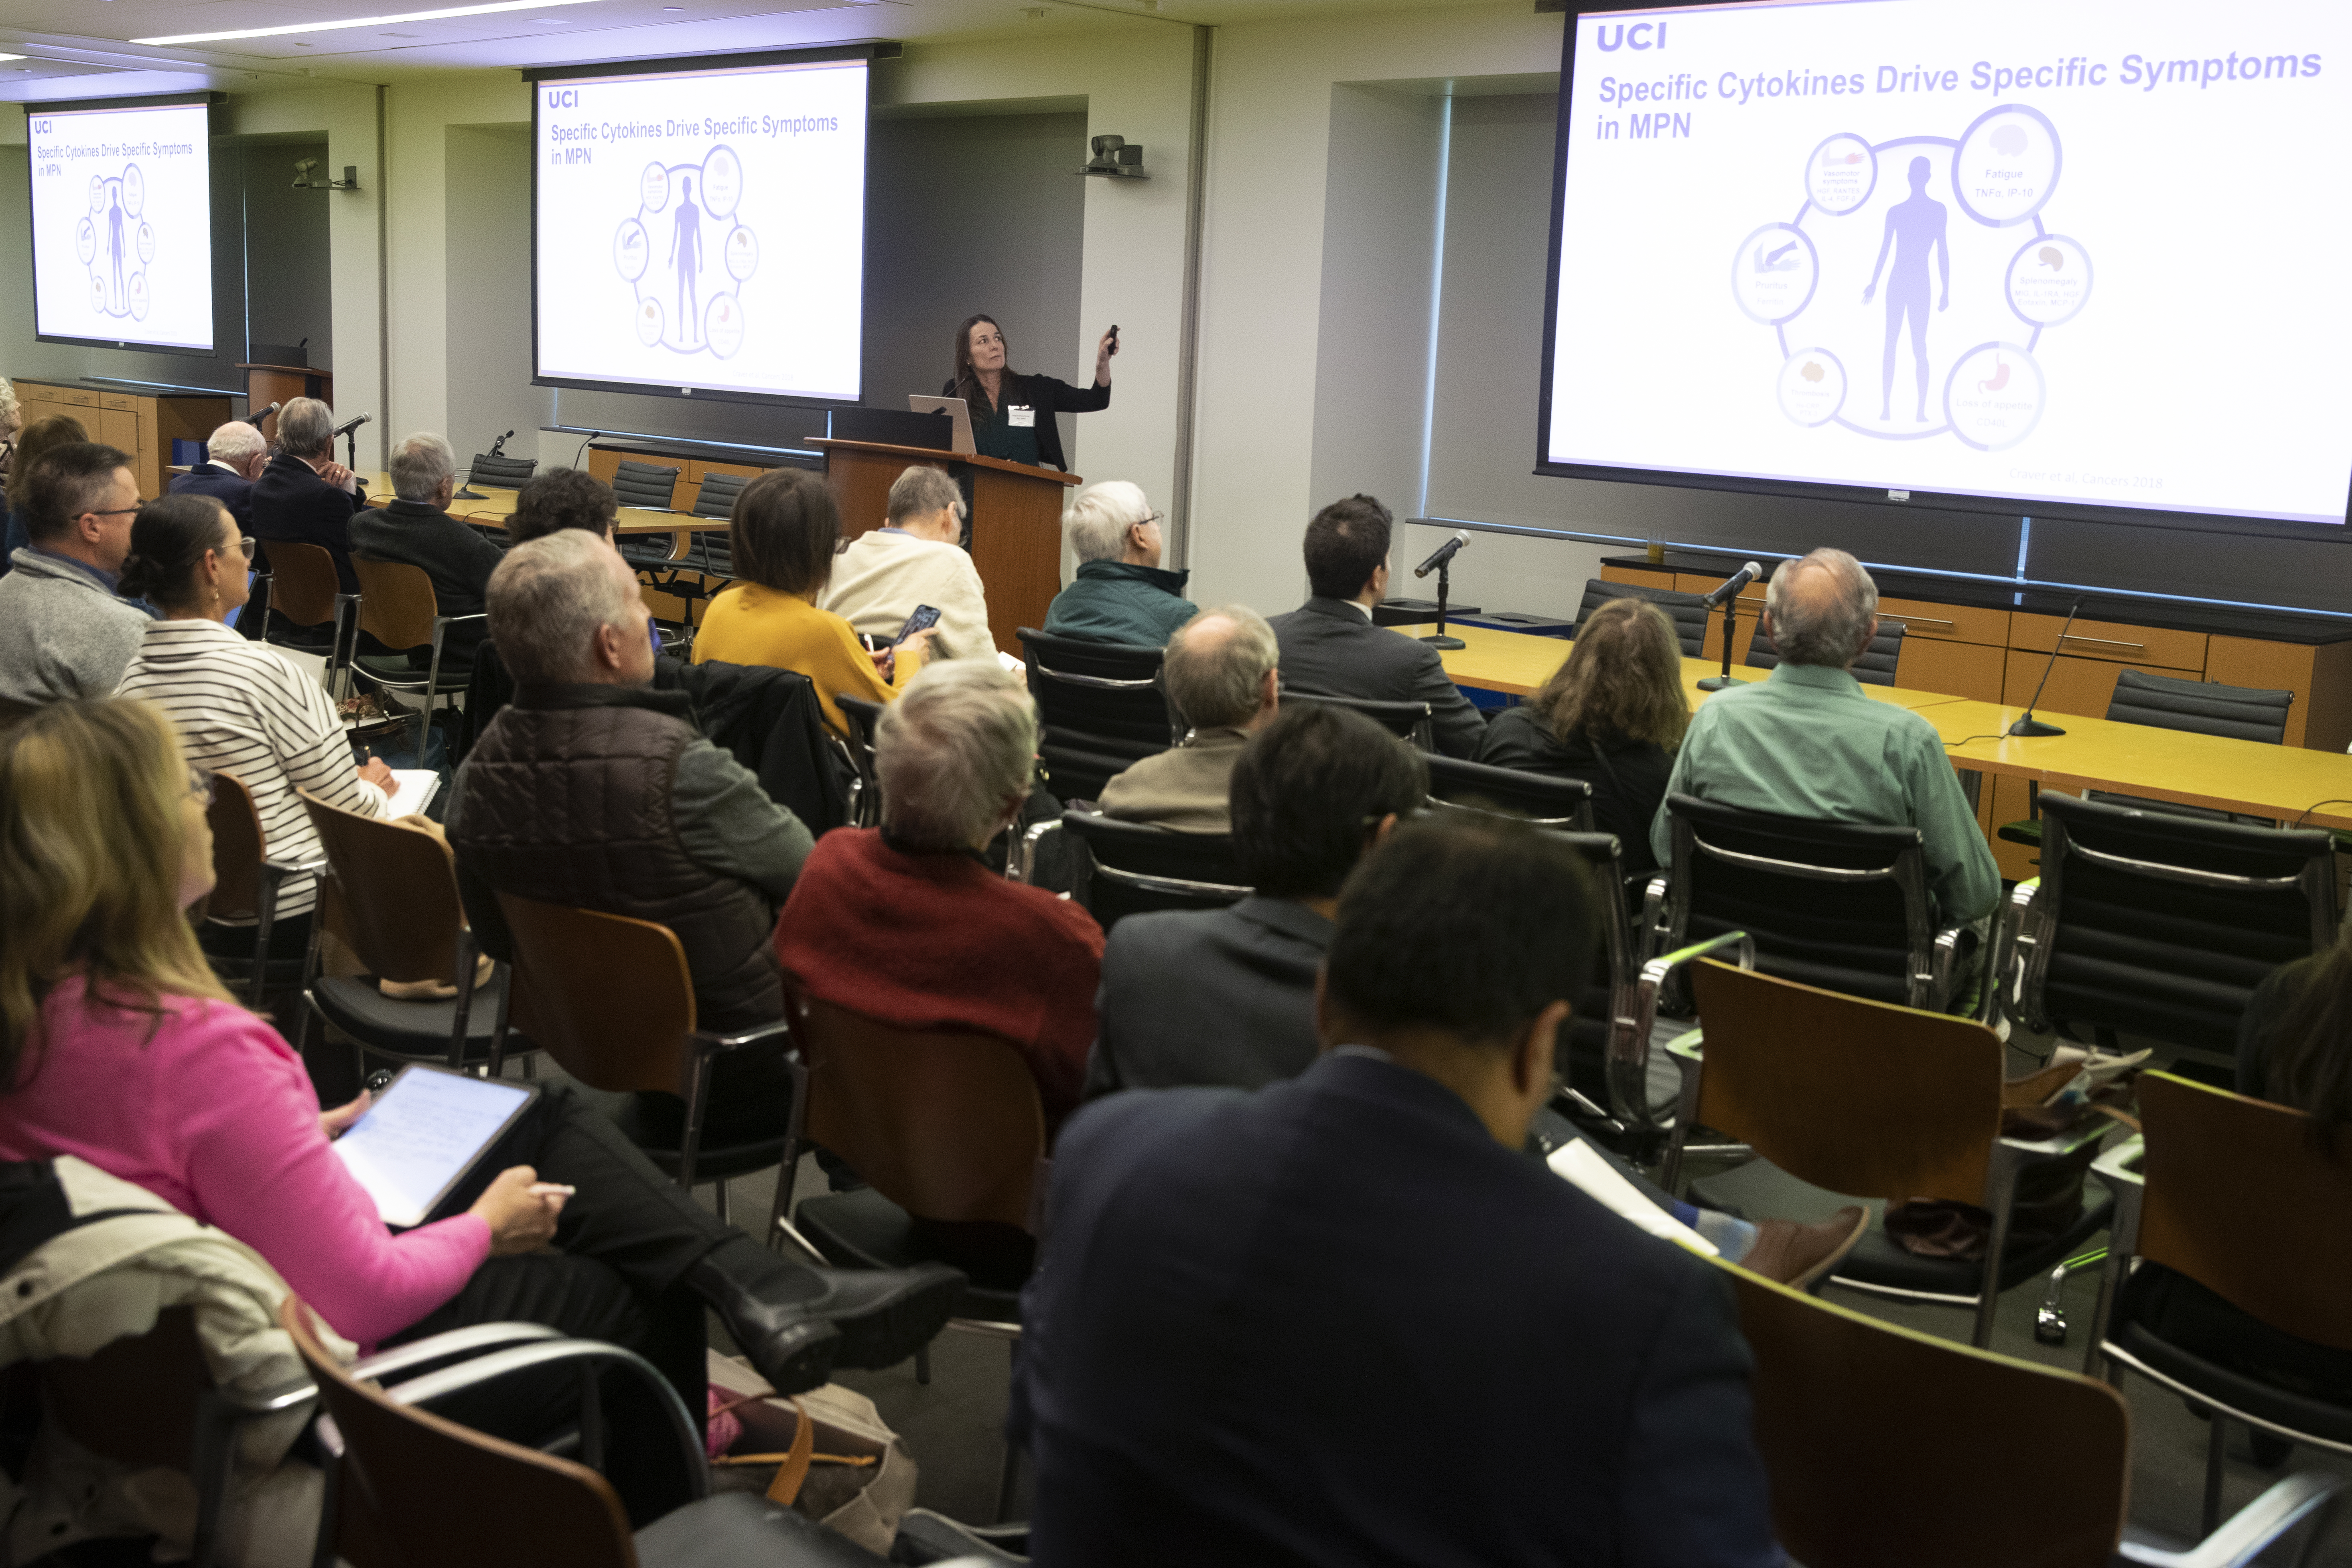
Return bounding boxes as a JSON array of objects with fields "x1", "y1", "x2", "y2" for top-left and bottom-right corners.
[{"x1": 0, "y1": 441, "x2": 151, "y2": 722}]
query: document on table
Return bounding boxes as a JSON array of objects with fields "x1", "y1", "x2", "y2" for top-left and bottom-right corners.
[{"x1": 333, "y1": 1065, "x2": 536, "y2": 1227}]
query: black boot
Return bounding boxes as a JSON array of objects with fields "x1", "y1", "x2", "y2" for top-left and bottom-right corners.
[{"x1": 686, "y1": 1237, "x2": 964, "y2": 1386}]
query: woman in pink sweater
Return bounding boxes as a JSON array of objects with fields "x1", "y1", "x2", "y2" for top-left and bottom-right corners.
[{"x1": 0, "y1": 696, "x2": 959, "y2": 1421}]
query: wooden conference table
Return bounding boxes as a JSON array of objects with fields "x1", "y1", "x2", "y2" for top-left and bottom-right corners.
[
  {"x1": 1389, "y1": 621, "x2": 2352, "y2": 834},
  {"x1": 354, "y1": 473, "x2": 727, "y2": 542}
]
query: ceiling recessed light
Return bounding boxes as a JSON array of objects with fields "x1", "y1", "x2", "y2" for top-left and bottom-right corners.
[{"x1": 133, "y1": 0, "x2": 602, "y2": 48}]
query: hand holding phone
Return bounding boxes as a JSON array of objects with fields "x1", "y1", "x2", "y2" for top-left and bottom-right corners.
[{"x1": 895, "y1": 604, "x2": 942, "y2": 646}]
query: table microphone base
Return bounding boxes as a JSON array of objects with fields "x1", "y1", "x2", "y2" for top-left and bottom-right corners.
[
  {"x1": 1696, "y1": 674, "x2": 1747, "y2": 691},
  {"x1": 1420, "y1": 634, "x2": 1465, "y2": 649},
  {"x1": 2007, "y1": 715, "x2": 2066, "y2": 736}
]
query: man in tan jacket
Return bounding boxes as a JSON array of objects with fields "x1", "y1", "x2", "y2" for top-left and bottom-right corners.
[
  {"x1": 822, "y1": 465, "x2": 994, "y2": 660},
  {"x1": 1098, "y1": 605, "x2": 1278, "y2": 832}
]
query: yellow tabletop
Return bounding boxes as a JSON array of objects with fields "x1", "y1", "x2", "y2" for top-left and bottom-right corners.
[{"x1": 357, "y1": 470, "x2": 721, "y2": 536}]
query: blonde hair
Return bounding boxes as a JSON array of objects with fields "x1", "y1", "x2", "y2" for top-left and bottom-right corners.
[
  {"x1": 1533, "y1": 598, "x2": 1689, "y2": 751},
  {"x1": 0, "y1": 699, "x2": 234, "y2": 1089}
]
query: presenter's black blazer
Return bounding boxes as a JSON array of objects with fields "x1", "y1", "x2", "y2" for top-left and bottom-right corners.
[
  {"x1": 1265, "y1": 594, "x2": 1487, "y2": 758},
  {"x1": 250, "y1": 453, "x2": 367, "y2": 593},
  {"x1": 1011, "y1": 1050, "x2": 1780, "y2": 1568},
  {"x1": 941, "y1": 374, "x2": 1108, "y2": 472},
  {"x1": 167, "y1": 465, "x2": 256, "y2": 532}
]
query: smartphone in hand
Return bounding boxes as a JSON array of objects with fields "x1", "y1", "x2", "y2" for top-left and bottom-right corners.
[{"x1": 895, "y1": 604, "x2": 942, "y2": 645}]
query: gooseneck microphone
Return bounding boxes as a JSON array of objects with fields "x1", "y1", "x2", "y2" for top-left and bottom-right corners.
[
  {"x1": 2008, "y1": 595, "x2": 2087, "y2": 738},
  {"x1": 333, "y1": 412, "x2": 372, "y2": 438},
  {"x1": 1703, "y1": 560, "x2": 1763, "y2": 607},
  {"x1": 574, "y1": 430, "x2": 604, "y2": 469},
  {"x1": 1413, "y1": 529, "x2": 1471, "y2": 579},
  {"x1": 1695, "y1": 561, "x2": 1764, "y2": 692}
]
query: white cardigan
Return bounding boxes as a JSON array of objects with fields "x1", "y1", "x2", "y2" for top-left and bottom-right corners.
[{"x1": 820, "y1": 528, "x2": 995, "y2": 662}]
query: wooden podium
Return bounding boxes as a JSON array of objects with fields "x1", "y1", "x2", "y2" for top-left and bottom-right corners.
[
  {"x1": 810, "y1": 439, "x2": 1081, "y2": 657},
  {"x1": 237, "y1": 364, "x2": 333, "y2": 442}
]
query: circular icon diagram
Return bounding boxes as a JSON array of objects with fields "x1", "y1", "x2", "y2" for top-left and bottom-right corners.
[
  {"x1": 87, "y1": 176, "x2": 104, "y2": 214},
  {"x1": 1944, "y1": 341, "x2": 2044, "y2": 450},
  {"x1": 724, "y1": 225, "x2": 758, "y2": 282},
  {"x1": 1732, "y1": 223, "x2": 1817, "y2": 325},
  {"x1": 615, "y1": 219, "x2": 649, "y2": 282},
  {"x1": 75, "y1": 217, "x2": 95, "y2": 266},
  {"x1": 641, "y1": 162, "x2": 669, "y2": 212},
  {"x1": 121, "y1": 164, "x2": 144, "y2": 217},
  {"x1": 127, "y1": 272, "x2": 149, "y2": 322},
  {"x1": 700, "y1": 147, "x2": 742, "y2": 218},
  {"x1": 1778, "y1": 349, "x2": 1846, "y2": 426},
  {"x1": 1952, "y1": 105, "x2": 2060, "y2": 227},
  {"x1": 84, "y1": 165, "x2": 152, "y2": 323},
  {"x1": 136, "y1": 222, "x2": 156, "y2": 265},
  {"x1": 2006, "y1": 233, "x2": 2091, "y2": 327},
  {"x1": 705, "y1": 293, "x2": 745, "y2": 359},
  {"x1": 635, "y1": 298, "x2": 665, "y2": 347},
  {"x1": 619, "y1": 149, "x2": 757, "y2": 357},
  {"x1": 1806, "y1": 133, "x2": 1875, "y2": 217}
]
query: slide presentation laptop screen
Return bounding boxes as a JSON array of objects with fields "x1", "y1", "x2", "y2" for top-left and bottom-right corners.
[
  {"x1": 533, "y1": 53, "x2": 868, "y2": 405},
  {"x1": 26, "y1": 97, "x2": 213, "y2": 353},
  {"x1": 1539, "y1": 0, "x2": 2352, "y2": 529}
]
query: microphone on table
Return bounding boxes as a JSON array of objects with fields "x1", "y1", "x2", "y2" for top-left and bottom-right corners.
[
  {"x1": 488, "y1": 428, "x2": 515, "y2": 458},
  {"x1": 1413, "y1": 529, "x2": 1471, "y2": 578},
  {"x1": 1694, "y1": 562, "x2": 1764, "y2": 692},
  {"x1": 1702, "y1": 561, "x2": 1764, "y2": 606},
  {"x1": 253, "y1": 400, "x2": 280, "y2": 422},
  {"x1": 455, "y1": 430, "x2": 518, "y2": 501},
  {"x1": 2007, "y1": 595, "x2": 2086, "y2": 738}
]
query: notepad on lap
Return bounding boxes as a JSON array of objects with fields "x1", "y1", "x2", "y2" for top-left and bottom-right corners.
[
  {"x1": 1546, "y1": 1138, "x2": 1719, "y2": 1258},
  {"x1": 332, "y1": 1065, "x2": 538, "y2": 1228},
  {"x1": 384, "y1": 769, "x2": 440, "y2": 819}
]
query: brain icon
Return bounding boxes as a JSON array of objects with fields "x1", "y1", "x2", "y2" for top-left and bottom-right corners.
[{"x1": 1990, "y1": 125, "x2": 2029, "y2": 156}]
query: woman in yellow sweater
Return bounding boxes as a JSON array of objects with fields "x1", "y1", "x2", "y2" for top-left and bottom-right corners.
[{"x1": 695, "y1": 469, "x2": 935, "y2": 737}]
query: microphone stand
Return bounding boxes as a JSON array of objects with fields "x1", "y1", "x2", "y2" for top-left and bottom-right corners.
[
  {"x1": 1419, "y1": 558, "x2": 1465, "y2": 650},
  {"x1": 342, "y1": 424, "x2": 360, "y2": 473},
  {"x1": 1695, "y1": 590, "x2": 1746, "y2": 691}
]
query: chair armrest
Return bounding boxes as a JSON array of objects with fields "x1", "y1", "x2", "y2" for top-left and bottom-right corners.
[
  {"x1": 1930, "y1": 924, "x2": 1964, "y2": 1009},
  {"x1": 349, "y1": 1321, "x2": 568, "y2": 1385},
  {"x1": 2117, "y1": 1471, "x2": 2347, "y2": 1567},
  {"x1": 1984, "y1": 876, "x2": 2042, "y2": 1033},
  {"x1": 1638, "y1": 930, "x2": 1754, "y2": 999},
  {"x1": 2090, "y1": 1133, "x2": 2147, "y2": 1256},
  {"x1": 257, "y1": 855, "x2": 330, "y2": 890},
  {"x1": 1639, "y1": 874, "x2": 1668, "y2": 963},
  {"x1": 1018, "y1": 818, "x2": 1061, "y2": 886},
  {"x1": 201, "y1": 1377, "x2": 319, "y2": 1419},
  {"x1": 688, "y1": 1019, "x2": 795, "y2": 1057}
]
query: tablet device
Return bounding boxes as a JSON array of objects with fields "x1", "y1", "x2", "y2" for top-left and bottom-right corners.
[{"x1": 332, "y1": 1064, "x2": 539, "y2": 1229}]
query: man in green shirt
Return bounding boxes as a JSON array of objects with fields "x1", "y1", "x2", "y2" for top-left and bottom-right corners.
[{"x1": 1648, "y1": 548, "x2": 1998, "y2": 927}]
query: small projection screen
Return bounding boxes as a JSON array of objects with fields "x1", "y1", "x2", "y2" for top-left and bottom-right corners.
[
  {"x1": 531, "y1": 48, "x2": 870, "y2": 406},
  {"x1": 1537, "y1": 0, "x2": 2352, "y2": 532},
  {"x1": 27, "y1": 95, "x2": 215, "y2": 353}
]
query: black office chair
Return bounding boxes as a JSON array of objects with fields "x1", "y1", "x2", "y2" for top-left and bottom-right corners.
[
  {"x1": 1746, "y1": 619, "x2": 1909, "y2": 687},
  {"x1": 1988, "y1": 791, "x2": 2336, "y2": 1078},
  {"x1": 682, "y1": 472, "x2": 743, "y2": 583},
  {"x1": 455, "y1": 452, "x2": 535, "y2": 498},
  {"x1": 1423, "y1": 754, "x2": 1595, "y2": 830},
  {"x1": 611, "y1": 459, "x2": 680, "y2": 511},
  {"x1": 1278, "y1": 689, "x2": 1435, "y2": 751},
  {"x1": 836, "y1": 694, "x2": 883, "y2": 829},
  {"x1": 1016, "y1": 628, "x2": 1180, "y2": 801},
  {"x1": 1656, "y1": 793, "x2": 1976, "y2": 1013},
  {"x1": 1571, "y1": 578, "x2": 1710, "y2": 658},
  {"x1": 1047, "y1": 810, "x2": 1248, "y2": 931}
]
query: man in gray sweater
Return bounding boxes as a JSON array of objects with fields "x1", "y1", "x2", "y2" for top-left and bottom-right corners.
[{"x1": 0, "y1": 442, "x2": 149, "y2": 720}]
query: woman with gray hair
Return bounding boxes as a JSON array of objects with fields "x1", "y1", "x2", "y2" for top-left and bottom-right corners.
[
  {"x1": 777, "y1": 658, "x2": 1105, "y2": 1133},
  {"x1": 1040, "y1": 479, "x2": 1196, "y2": 647},
  {"x1": 351, "y1": 431, "x2": 503, "y2": 668},
  {"x1": 821, "y1": 463, "x2": 993, "y2": 659}
]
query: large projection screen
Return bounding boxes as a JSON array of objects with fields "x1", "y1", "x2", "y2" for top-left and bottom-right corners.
[
  {"x1": 1538, "y1": 0, "x2": 2352, "y2": 533},
  {"x1": 532, "y1": 50, "x2": 869, "y2": 406},
  {"x1": 27, "y1": 96, "x2": 214, "y2": 353}
]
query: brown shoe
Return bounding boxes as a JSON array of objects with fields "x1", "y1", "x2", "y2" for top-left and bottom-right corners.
[{"x1": 1743, "y1": 1206, "x2": 1869, "y2": 1290}]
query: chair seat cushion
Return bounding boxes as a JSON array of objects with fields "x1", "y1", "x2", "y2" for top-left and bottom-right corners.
[
  {"x1": 605, "y1": 1094, "x2": 793, "y2": 1185},
  {"x1": 1686, "y1": 1155, "x2": 2114, "y2": 1297},
  {"x1": 2106, "y1": 1305, "x2": 2352, "y2": 1445},
  {"x1": 354, "y1": 651, "x2": 472, "y2": 690},
  {"x1": 795, "y1": 1189, "x2": 1027, "y2": 1323},
  {"x1": 312, "y1": 971, "x2": 509, "y2": 1064},
  {"x1": 635, "y1": 1491, "x2": 888, "y2": 1568}
]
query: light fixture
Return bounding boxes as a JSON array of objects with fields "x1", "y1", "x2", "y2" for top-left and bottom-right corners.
[
  {"x1": 0, "y1": 53, "x2": 23, "y2": 61},
  {"x1": 134, "y1": 0, "x2": 602, "y2": 47}
]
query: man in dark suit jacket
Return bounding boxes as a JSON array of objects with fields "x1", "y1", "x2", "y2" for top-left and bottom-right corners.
[
  {"x1": 1015, "y1": 817, "x2": 1783, "y2": 1568},
  {"x1": 250, "y1": 396, "x2": 368, "y2": 592},
  {"x1": 1265, "y1": 493, "x2": 1486, "y2": 759},
  {"x1": 351, "y1": 431, "x2": 503, "y2": 668},
  {"x1": 166, "y1": 419, "x2": 266, "y2": 530}
]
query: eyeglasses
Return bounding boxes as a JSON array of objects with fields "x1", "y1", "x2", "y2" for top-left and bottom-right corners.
[
  {"x1": 88, "y1": 504, "x2": 145, "y2": 519},
  {"x1": 187, "y1": 768, "x2": 215, "y2": 807},
  {"x1": 220, "y1": 535, "x2": 259, "y2": 559},
  {"x1": 1135, "y1": 511, "x2": 1166, "y2": 529}
]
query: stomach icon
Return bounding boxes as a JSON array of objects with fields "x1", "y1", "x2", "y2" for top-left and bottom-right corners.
[{"x1": 1979, "y1": 359, "x2": 2011, "y2": 393}]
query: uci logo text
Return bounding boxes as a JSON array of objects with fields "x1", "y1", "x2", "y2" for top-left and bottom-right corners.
[
  {"x1": 1592, "y1": 21, "x2": 1665, "y2": 50},
  {"x1": 30, "y1": 118, "x2": 49, "y2": 133},
  {"x1": 544, "y1": 89, "x2": 579, "y2": 108}
]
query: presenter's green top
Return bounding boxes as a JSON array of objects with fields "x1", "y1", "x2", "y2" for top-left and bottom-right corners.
[
  {"x1": 968, "y1": 385, "x2": 1043, "y2": 467},
  {"x1": 945, "y1": 372, "x2": 1109, "y2": 472}
]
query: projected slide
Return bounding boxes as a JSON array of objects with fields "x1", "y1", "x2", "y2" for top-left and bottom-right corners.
[
  {"x1": 534, "y1": 57, "x2": 867, "y2": 403},
  {"x1": 27, "y1": 99, "x2": 212, "y2": 352},
  {"x1": 1544, "y1": 0, "x2": 2352, "y2": 526}
]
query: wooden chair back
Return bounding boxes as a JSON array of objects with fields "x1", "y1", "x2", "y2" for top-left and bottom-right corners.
[
  {"x1": 203, "y1": 771, "x2": 267, "y2": 920},
  {"x1": 497, "y1": 895, "x2": 696, "y2": 1097},
  {"x1": 279, "y1": 1297, "x2": 635, "y2": 1568},
  {"x1": 297, "y1": 789, "x2": 469, "y2": 985},
  {"x1": 261, "y1": 541, "x2": 344, "y2": 628},
  {"x1": 39, "y1": 1305, "x2": 209, "y2": 1473},
  {"x1": 787, "y1": 988, "x2": 1044, "y2": 1228},
  {"x1": 1725, "y1": 1259, "x2": 2129, "y2": 1568},
  {"x1": 1688, "y1": 959, "x2": 2003, "y2": 1202},
  {"x1": 2137, "y1": 1070, "x2": 2352, "y2": 1353},
  {"x1": 352, "y1": 557, "x2": 441, "y2": 652}
]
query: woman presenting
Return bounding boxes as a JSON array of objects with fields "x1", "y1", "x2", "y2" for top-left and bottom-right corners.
[{"x1": 946, "y1": 315, "x2": 1116, "y2": 470}]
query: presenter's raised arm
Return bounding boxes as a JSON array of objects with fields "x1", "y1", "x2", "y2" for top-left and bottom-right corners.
[{"x1": 1093, "y1": 326, "x2": 1118, "y2": 387}]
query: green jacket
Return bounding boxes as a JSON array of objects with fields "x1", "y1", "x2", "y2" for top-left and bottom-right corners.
[{"x1": 1042, "y1": 561, "x2": 1197, "y2": 647}]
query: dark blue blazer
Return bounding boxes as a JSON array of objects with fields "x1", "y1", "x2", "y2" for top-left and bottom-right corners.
[
  {"x1": 1266, "y1": 596, "x2": 1488, "y2": 759},
  {"x1": 1012, "y1": 1051, "x2": 1780, "y2": 1568},
  {"x1": 250, "y1": 453, "x2": 366, "y2": 593},
  {"x1": 167, "y1": 464, "x2": 256, "y2": 532}
]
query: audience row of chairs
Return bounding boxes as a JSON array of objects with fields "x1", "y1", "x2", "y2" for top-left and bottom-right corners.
[{"x1": 249, "y1": 538, "x2": 479, "y2": 756}]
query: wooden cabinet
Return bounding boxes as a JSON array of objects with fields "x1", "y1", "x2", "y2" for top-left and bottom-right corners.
[
  {"x1": 13, "y1": 380, "x2": 227, "y2": 504},
  {"x1": 1896, "y1": 636, "x2": 2005, "y2": 703}
]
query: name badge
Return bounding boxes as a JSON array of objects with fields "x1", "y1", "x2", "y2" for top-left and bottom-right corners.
[{"x1": 1008, "y1": 405, "x2": 1036, "y2": 428}]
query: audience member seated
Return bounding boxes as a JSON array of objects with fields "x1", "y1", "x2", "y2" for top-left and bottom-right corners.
[
  {"x1": 1088, "y1": 702, "x2": 1421, "y2": 1095},
  {"x1": 1013, "y1": 816, "x2": 1780, "y2": 1568},
  {"x1": 692, "y1": 468, "x2": 934, "y2": 739},
  {"x1": 0, "y1": 697, "x2": 961, "y2": 1439},
  {"x1": 0, "y1": 379, "x2": 18, "y2": 517},
  {"x1": 250, "y1": 397, "x2": 368, "y2": 594},
  {"x1": 0, "y1": 442, "x2": 149, "y2": 721},
  {"x1": 116, "y1": 493, "x2": 393, "y2": 956},
  {"x1": 778, "y1": 659, "x2": 1103, "y2": 1132},
  {"x1": 1650, "y1": 547, "x2": 1997, "y2": 927},
  {"x1": 822, "y1": 465, "x2": 992, "y2": 661},
  {"x1": 1098, "y1": 605, "x2": 1280, "y2": 833},
  {"x1": 0, "y1": 414, "x2": 90, "y2": 572},
  {"x1": 1475, "y1": 596, "x2": 1687, "y2": 876},
  {"x1": 351, "y1": 432, "x2": 503, "y2": 668},
  {"x1": 448, "y1": 531, "x2": 815, "y2": 1143},
  {"x1": 166, "y1": 419, "x2": 267, "y2": 530},
  {"x1": 505, "y1": 466, "x2": 619, "y2": 547},
  {"x1": 1267, "y1": 493, "x2": 1486, "y2": 759},
  {"x1": 1041, "y1": 480, "x2": 1196, "y2": 646}
]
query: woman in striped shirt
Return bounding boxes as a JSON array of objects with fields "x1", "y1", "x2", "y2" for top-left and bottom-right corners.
[{"x1": 115, "y1": 493, "x2": 393, "y2": 954}]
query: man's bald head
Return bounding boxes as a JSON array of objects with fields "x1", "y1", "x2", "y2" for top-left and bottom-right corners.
[
  {"x1": 1165, "y1": 604, "x2": 1281, "y2": 730},
  {"x1": 206, "y1": 420, "x2": 268, "y2": 476},
  {"x1": 1763, "y1": 548, "x2": 1879, "y2": 668}
]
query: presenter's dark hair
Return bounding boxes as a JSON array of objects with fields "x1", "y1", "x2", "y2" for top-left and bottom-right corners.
[
  {"x1": 18, "y1": 442, "x2": 134, "y2": 545},
  {"x1": 1229, "y1": 702, "x2": 1427, "y2": 900},
  {"x1": 1302, "y1": 494, "x2": 1393, "y2": 601},
  {"x1": 950, "y1": 313, "x2": 1024, "y2": 408},
  {"x1": 120, "y1": 494, "x2": 235, "y2": 609},
  {"x1": 731, "y1": 468, "x2": 838, "y2": 598},
  {"x1": 1326, "y1": 816, "x2": 1598, "y2": 1051},
  {"x1": 507, "y1": 468, "x2": 617, "y2": 545}
]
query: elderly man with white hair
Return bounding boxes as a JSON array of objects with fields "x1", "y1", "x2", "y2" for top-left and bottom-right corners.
[
  {"x1": 351, "y1": 430, "x2": 504, "y2": 667},
  {"x1": 167, "y1": 419, "x2": 268, "y2": 530},
  {"x1": 1649, "y1": 547, "x2": 1997, "y2": 928},
  {"x1": 779, "y1": 658, "x2": 1105, "y2": 1132},
  {"x1": 1098, "y1": 604, "x2": 1280, "y2": 833},
  {"x1": 821, "y1": 463, "x2": 994, "y2": 660},
  {"x1": 250, "y1": 395, "x2": 369, "y2": 593},
  {"x1": 1040, "y1": 479, "x2": 1196, "y2": 646}
]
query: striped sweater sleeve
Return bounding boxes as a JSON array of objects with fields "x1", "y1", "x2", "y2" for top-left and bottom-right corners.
[{"x1": 268, "y1": 655, "x2": 388, "y2": 819}]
